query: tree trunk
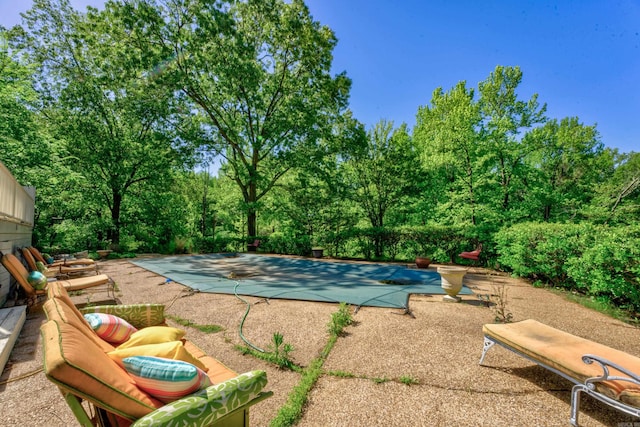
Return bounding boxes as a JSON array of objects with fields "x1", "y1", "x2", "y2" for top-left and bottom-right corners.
[
  {"x1": 247, "y1": 178, "x2": 257, "y2": 237},
  {"x1": 248, "y1": 209, "x2": 257, "y2": 237},
  {"x1": 246, "y1": 149, "x2": 259, "y2": 238},
  {"x1": 108, "y1": 192, "x2": 122, "y2": 247},
  {"x1": 201, "y1": 172, "x2": 208, "y2": 236}
]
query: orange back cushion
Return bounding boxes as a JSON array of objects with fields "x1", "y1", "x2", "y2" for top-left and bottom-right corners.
[{"x1": 41, "y1": 320, "x2": 162, "y2": 420}]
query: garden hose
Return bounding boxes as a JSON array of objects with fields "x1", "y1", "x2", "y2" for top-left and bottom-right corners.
[{"x1": 234, "y1": 282, "x2": 265, "y2": 353}]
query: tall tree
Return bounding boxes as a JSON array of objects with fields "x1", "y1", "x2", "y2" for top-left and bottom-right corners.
[
  {"x1": 589, "y1": 150, "x2": 640, "y2": 225},
  {"x1": 0, "y1": 32, "x2": 43, "y2": 179},
  {"x1": 121, "y1": 0, "x2": 351, "y2": 238},
  {"x1": 414, "y1": 81, "x2": 482, "y2": 225},
  {"x1": 524, "y1": 117, "x2": 606, "y2": 221},
  {"x1": 478, "y1": 65, "x2": 546, "y2": 220},
  {"x1": 0, "y1": 30, "x2": 86, "y2": 250},
  {"x1": 342, "y1": 120, "x2": 419, "y2": 256},
  {"x1": 14, "y1": 0, "x2": 190, "y2": 246}
]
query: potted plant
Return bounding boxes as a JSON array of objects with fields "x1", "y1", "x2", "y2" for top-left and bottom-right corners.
[
  {"x1": 96, "y1": 249, "x2": 112, "y2": 259},
  {"x1": 412, "y1": 234, "x2": 432, "y2": 268},
  {"x1": 96, "y1": 241, "x2": 113, "y2": 259},
  {"x1": 415, "y1": 255, "x2": 431, "y2": 268}
]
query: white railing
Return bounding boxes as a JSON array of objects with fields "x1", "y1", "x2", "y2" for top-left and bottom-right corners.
[{"x1": 0, "y1": 161, "x2": 35, "y2": 227}]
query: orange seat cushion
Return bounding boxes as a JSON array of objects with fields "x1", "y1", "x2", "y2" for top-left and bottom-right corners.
[
  {"x1": 43, "y1": 299, "x2": 115, "y2": 353},
  {"x1": 41, "y1": 280, "x2": 243, "y2": 422},
  {"x1": 484, "y1": 319, "x2": 640, "y2": 406},
  {"x1": 56, "y1": 274, "x2": 111, "y2": 291},
  {"x1": 42, "y1": 320, "x2": 162, "y2": 420}
]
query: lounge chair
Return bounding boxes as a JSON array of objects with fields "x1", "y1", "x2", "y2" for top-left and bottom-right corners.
[
  {"x1": 28, "y1": 246, "x2": 96, "y2": 268},
  {"x1": 22, "y1": 247, "x2": 97, "y2": 277},
  {"x1": 459, "y1": 243, "x2": 482, "y2": 261},
  {"x1": 480, "y1": 319, "x2": 640, "y2": 425},
  {"x1": 42, "y1": 281, "x2": 272, "y2": 426},
  {"x1": 1, "y1": 252, "x2": 114, "y2": 310},
  {"x1": 247, "y1": 239, "x2": 261, "y2": 252}
]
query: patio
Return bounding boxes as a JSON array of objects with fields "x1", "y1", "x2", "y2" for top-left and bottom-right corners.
[{"x1": 1, "y1": 257, "x2": 638, "y2": 426}]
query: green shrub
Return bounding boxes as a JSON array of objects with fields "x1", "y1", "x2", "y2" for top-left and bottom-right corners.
[
  {"x1": 262, "y1": 232, "x2": 310, "y2": 255},
  {"x1": 167, "y1": 236, "x2": 192, "y2": 254},
  {"x1": 566, "y1": 226, "x2": 640, "y2": 312},
  {"x1": 327, "y1": 225, "x2": 478, "y2": 263},
  {"x1": 494, "y1": 222, "x2": 596, "y2": 288},
  {"x1": 495, "y1": 223, "x2": 640, "y2": 314},
  {"x1": 327, "y1": 303, "x2": 354, "y2": 336},
  {"x1": 194, "y1": 236, "x2": 246, "y2": 253}
]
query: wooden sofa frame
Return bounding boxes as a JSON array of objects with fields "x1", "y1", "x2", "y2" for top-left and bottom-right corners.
[{"x1": 480, "y1": 319, "x2": 640, "y2": 426}]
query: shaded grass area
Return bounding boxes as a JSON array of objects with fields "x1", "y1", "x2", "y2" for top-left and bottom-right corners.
[{"x1": 557, "y1": 290, "x2": 640, "y2": 325}]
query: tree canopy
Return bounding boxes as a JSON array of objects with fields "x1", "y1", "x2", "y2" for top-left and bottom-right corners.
[
  {"x1": 0, "y1": 1, "x2": 637, "y2": 262},
  {"x1": 114, "y1": 0, "x2": 351, "y2": 238}
]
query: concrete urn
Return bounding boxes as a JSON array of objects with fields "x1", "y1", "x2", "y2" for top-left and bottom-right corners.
[{"x1": 437, "y1": 266, "x2": 467, "y2": 302}]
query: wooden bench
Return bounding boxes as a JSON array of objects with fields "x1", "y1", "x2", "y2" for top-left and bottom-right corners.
[{"x1": 480, "y1": 319, "x2": 640, "y2": 425}]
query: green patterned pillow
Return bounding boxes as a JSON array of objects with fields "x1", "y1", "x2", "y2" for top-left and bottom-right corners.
[
  {"x1": 35, "y1": 260, "x2": 48, "y2": 274},
  {"x1": 131, "y1": 370, "x2": 268, "y2": 427},
  {"x1": 80, "y1": 304, "x2": 165, "y2": 329}
]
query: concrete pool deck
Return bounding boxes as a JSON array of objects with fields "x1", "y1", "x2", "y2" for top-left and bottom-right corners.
[{"x1": 1, "y1": 256, "x2": 639, "y2": 426}]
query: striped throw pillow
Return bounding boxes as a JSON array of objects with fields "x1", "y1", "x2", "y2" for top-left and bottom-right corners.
[
  {"x1": 122, "y1": 356, "x2": 212, "y2": 402},
  {"x1": 84, "y1": 313, "x2": 138, "y2": 344}
]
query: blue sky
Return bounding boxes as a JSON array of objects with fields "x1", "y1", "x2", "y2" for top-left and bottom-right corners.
[{"x1": 2, "y1": 0, "x2": 638, "y2": 154}]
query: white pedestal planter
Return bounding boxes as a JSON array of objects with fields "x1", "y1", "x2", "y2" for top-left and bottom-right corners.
[{"x1": 437, "y1": 266, "x2": 467, "y2": 303}]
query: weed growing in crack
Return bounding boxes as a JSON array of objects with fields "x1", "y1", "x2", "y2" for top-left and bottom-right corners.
[
  {"x1": 399, "y1": 375, "x2": 419, "y2": 385},
  {"x1": 327, "y1": 302, "x2": 354, "y2": 336},
  {"x1": 490, "y1": 280, "x2": 513, "y2": 323},
  {"x1": 267, "y1": 331, "x2": 295, "y2": 370}
]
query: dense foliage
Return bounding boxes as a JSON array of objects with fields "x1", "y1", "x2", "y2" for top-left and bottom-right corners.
[
  {"x1": 495, "y1": 223, "x2": 640, "y2": 314},
  {"x1": 1, "y1": 0, "x2": 638, "y2": 314}
]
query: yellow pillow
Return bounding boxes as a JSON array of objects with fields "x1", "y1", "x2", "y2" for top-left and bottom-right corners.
[
  {"x1": 118, "y1": 327, "x2": 186, "y2": 350},
  {"x1": 108, "y1": 341, "x2": 208, "y2": 372}
]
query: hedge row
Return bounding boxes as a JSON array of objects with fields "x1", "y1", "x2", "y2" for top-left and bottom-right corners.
[
  {"x1": 494, "y1": 223, "x2": 640, "y2": 313},
  {"x1": 194, "y1": 225, "x2": 484, "y2": 263}
]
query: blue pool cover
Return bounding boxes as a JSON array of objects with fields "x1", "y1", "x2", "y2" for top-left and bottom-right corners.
[{"x1": 131, "y1": 253, "x2": 472, "y2": 309}]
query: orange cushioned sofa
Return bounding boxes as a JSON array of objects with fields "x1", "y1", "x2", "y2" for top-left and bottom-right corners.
[
  {"x1": 41, "y1": 281, "x2": 272, "y2": 426},
  {"x1": 480, "y1": 319, "x2": 640, "y2": 426}
]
